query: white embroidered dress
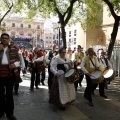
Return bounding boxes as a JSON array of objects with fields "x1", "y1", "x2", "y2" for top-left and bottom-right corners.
[{"x1": 50, "y1": 55, "x2": 76, "y2": 105}]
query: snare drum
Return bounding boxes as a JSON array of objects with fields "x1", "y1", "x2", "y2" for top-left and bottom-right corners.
[
  {"x1": 35, "y1": 61, "x2": 46, "y2": 73},
  {"x1": 76, "y1": 66, "x2": 84, "y2": 75},
  {"x1": 90, "y1": 70, "x2": 104, "y2": 84},
  {"x1": 65, "y1": 69, "x2": 79, "y2": 84},
  {"x1": 103, "y1": 69, "x2": 115, "y2": 81}
]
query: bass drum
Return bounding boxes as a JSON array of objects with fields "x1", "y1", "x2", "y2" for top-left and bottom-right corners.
[
  {"x1": 103, "y1": 69, "x2": 115, "y2": 81},
  {"x1": 65, "y1": 69, "x2": 79, "y2": 84},
  {"x1": 90, "y1": 70, "x2": 104, "y2": 84}
]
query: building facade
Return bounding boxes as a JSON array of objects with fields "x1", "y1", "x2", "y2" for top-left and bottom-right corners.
[
  {"x1": 65, "y1": 22, "x2": 86, "y2": 51},
  {"x1": 44, "y1": 29, "x2": 53, "y2": 49},
  {"x1": 0, "y1": 17, "x2": 45, "y2": 48}
]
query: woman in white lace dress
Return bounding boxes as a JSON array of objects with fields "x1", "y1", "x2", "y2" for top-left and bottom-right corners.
[{"x1": 49, "y1": 47, "x2": 76, "y2": 110}]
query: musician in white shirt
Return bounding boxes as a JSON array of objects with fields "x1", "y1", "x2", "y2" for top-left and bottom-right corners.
[
  {"x1": 92, "y1": 49, "x2": 112, "y2": 98},
  {"x1": 81, "y1": 48, "x2": 100, "y2": 106}
]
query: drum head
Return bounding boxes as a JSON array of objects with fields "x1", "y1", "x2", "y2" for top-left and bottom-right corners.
[
  {"x1": 90, "y1": 70, "x2": 102, "y2": 79},
  {"x1": 103, "y1": 69, "x2": 113, "y2": 78},
  {"x1": 65, "y1": 69, "x2": 75, "y2": 77}
]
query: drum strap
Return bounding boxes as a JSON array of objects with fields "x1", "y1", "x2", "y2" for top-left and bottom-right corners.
[
  {"x1": 104, "y1": 58, "x2": 109, "y2": 68},
  {"x1": 98, "y1": 57, "x2": 109, "y2": 69},
  {"x1": 89, "y1": 57, "x2": 96, "y2": 68}
]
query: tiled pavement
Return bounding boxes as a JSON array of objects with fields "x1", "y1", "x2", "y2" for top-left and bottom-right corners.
[{"x1": 1, "y1": 72, "x2": 120, "y2": 120}]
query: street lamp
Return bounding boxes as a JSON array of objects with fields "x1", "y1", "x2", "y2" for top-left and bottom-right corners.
[{"x1": 58, "y1": 21, "x2": 61, "y2": 50}]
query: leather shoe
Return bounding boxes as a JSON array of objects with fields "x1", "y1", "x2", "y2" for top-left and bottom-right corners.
[
  {"x1": 100, "y1": 95, "x2": 108, "y2": 98},
  {"x1": 36, "y1": 86, "x2": 39, "y2": 89},
  {"x1": 59, "y1": 106, "x2": 66, "y2": 111},
  {"x1": 91, "y1": 91, "x2": 95, "y2": 95},
  {"x1": 41, "y1": 82, "x2": 45, "y2": 86},
  {"x1": 89, "y1": 101, "x2": 93, "y2": 106},
  {"x1": 0, "y1": 113, "x2": 4, "y2": 118},
  {"x1": 7, "y1": 115, "x2": 17, "y2": 120},
  {"x1": 29, "y1": 88, "x2": 34, "y2": 91},
  {"x1": 14, "y1": 92, "x2": 19, "y2": 95}
]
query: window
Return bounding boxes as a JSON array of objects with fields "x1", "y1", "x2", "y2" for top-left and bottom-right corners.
[
  {"x1": 49, "y1": 37, "x2": 51, "y2": 39},
  {"x1": 74, "y1": 38, "x2": 76, "y2": 44},
  {"x1": 28, "y1": 34, "x2": 32, "y2": 36},
  {"x1": 12, "y1": 23, "x2": 15, "y2": 27},
  {"x1": 57, "y1": 34, "x2": 58, "y2": 39},
  {"x1": 3, "y1": 22, "x2": 6, "y2": 26},
  {"x1": 37, "y1": 35, "x2": 40, "y2": 40},
  {"x1": 20, "y1": 24, "x2": 23, "y2": 28},
  {"x1": 53, "y1": 35, "x2": 55, "y2": 39},
  {"x1": 28, "y1": 24, "x2": 31, "y2": 28},
  {"x1": 37, "y1": 25, "x2": 40, "y2": 29},
  {"x1": 69, "y1": 31, "x2": 71, "y2": 37},
  {"x1": 60, "y1": 40, "x2": 62, "y2": 45},
  {"x1": 74, "y1": 30, "x2": 77, "y2": 36},
  {"x1": 46, "y1": 37, "x2": 48, "y2": 39},
  {"x1": 69, "y1": 39, "x2": 71, "y2": 43},
  {"x1": 74, "y1": 22, "x2": 76, "y2": 26}
]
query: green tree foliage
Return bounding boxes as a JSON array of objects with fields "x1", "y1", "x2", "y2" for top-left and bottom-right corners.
[
  {"x1": 102, "y1": 0, "x2": 120, "y2": 59},
  {"x1": 0, "y1": 0, "x2": 13, "y2": 29},
  {"x1": 1, "y1": 0, "x2": 120, "y2": 58},
  {"x1": 14, "y1": 0, "x2": 88, "y2": 47}
]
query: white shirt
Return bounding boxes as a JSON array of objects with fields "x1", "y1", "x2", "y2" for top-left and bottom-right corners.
[
  {"x1": 98, "y1": 58, "x2": 112, "y2": 69},
  {"x1": 2, "y1": 47, "x2": 8, "y2": 64},
  {"x1": 45, "y1": 50, "x2": 56, "y2": 64},
  {"x1": 50, "y1": 55, "x2": 71, "y2": 75},
  {"x1": 18, "y1": 52, "x2": 25, "y2": 70},
  {"x1": 1, "y1": 47, "x2": 20, "y2": 67}
]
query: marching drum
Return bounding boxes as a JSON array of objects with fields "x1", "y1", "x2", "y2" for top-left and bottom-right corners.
[
  {"x1": 65, "y1": 69, "x2": 79, "y2": 84},
  {"x1": 76, "y1": 66, "x2": 84, "y2": 75},
  {"x1": 35, "y1": 61, "x2": 46, "y2": 73},
  {"x1": 103, "y1": 69, "x2": 115, "y2": 81},
  {"x1": 90, "y1": 70, "x2": 104, "y2": 84}
]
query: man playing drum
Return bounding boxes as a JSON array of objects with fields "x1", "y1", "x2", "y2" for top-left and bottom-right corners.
[
  {"x1": 73, "y1": 45, "x2": 84, "y2": 91},
  {"x1": 81, "y1": 48, "x2": 100, "y2": 106},
  {"x1": 92, "y1": 49, "x2": 112, "y2": 98}
]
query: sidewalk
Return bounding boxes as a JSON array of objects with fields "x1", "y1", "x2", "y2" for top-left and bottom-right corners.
[{"x1": 1, "y1": 73, "x2": 120, "y2": 120}]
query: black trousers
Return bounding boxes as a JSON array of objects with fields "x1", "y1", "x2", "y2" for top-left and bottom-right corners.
[
  {"x1": 41, "y1": 71, "x2": 45, "y2": 83},
  {"x1": 24, "y1": 60, "x2": 28, "y2": 69},
  {"x1": 91, "y1": 79, "x2": 105, "y2": 96},
  {"x1": 30, "y1": 67, "x2": 40, "y2": 89},
  {"x1": 74, "y1": 74, "x2": 84, "y2": 90},
  {"x1": 0, "y1": 76, "x2": 14, "y2": 116},
  {"x1": 84, "y1": 75, "x2": 93, "y2": 102},
  {"x1": 14, "y1": 67, "x2": 21, "y2": 93},
  {"x1": 48, "y1": 65, "x2": 54, "y2": 91}
]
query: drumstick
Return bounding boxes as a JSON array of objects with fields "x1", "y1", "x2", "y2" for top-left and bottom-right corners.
[{"x1": 64, "y1": 62, "x2": 72, "y2": 64}]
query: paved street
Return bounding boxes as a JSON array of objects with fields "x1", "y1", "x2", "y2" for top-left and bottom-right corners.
[{"x1": 1, "y1": 71, "x2": 120, "y2": 120}]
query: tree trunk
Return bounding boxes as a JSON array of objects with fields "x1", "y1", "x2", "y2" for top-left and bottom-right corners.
[
  {"x1": 61, "y1": 25, "x2": 66, "y2": 48},
  {"x1": 107, "y1": 19, "x2": 120, "y2": 60}
]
